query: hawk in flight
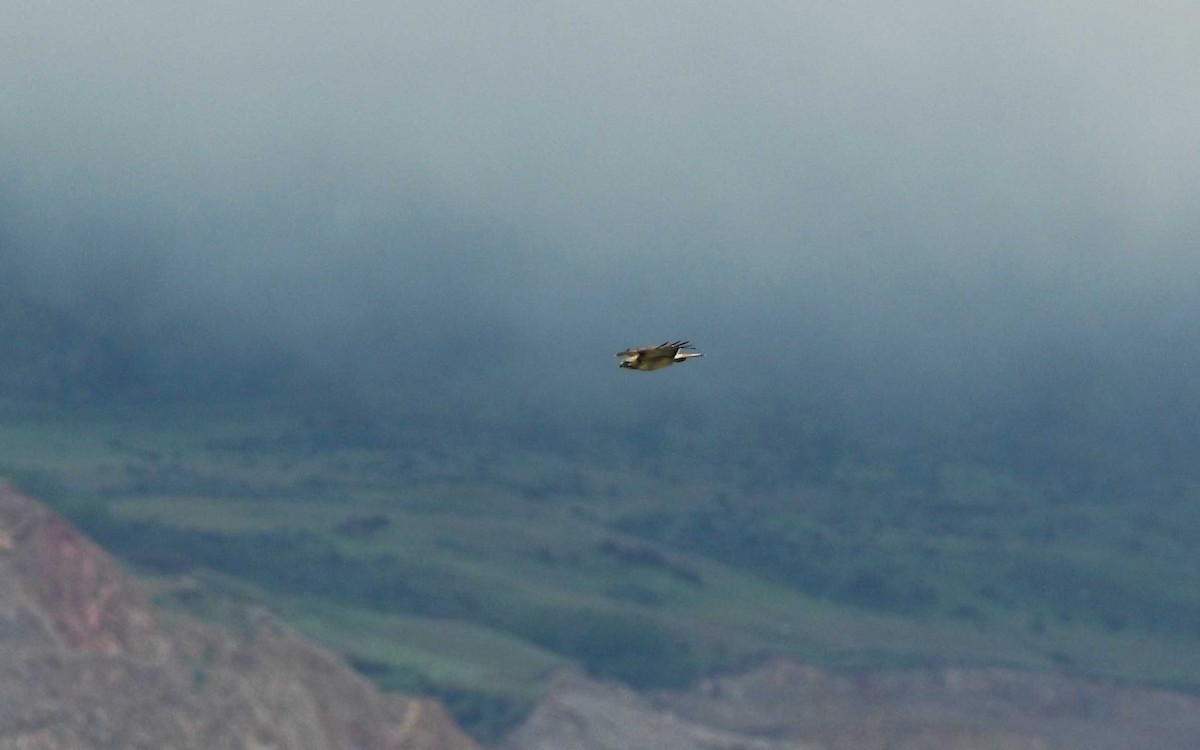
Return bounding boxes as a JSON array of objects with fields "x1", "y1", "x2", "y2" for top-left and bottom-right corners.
[{"x1": 617, "y1": 340, "x2": 704, "y2": 371}]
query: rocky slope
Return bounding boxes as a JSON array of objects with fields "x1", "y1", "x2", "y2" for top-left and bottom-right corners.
[
  {"x1": 504, "y1": 659, "x2": 1200, "y2": 750},
  {"x1": 0, "y1": 480, "x2": 480, "y2": 750}
]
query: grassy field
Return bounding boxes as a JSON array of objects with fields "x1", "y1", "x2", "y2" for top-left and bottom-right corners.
[{"x1": 3, "y1": 400, "x2": 1199, "y2": 740}]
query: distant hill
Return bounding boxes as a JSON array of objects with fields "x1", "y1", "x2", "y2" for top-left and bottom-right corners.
[
  {"x1": 0, "y1": 480, "x2": 479, "y2": 750},
  {"x1": 504, "y1": 662, "x2": 1200, "y2": 750}
]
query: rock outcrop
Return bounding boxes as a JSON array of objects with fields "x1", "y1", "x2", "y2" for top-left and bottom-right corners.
[{"x1": 0, "y1": 480, "x2": 480, "y2": 750}]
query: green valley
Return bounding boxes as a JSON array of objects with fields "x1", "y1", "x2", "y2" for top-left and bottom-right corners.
[{"x1": 3, "y1": 401, "x2": 1198, "y2": 741}]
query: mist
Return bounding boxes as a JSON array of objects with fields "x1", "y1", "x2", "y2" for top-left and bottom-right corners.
[{"x1": 4, "y1": 2, "x2": 1199, "y2": 493}]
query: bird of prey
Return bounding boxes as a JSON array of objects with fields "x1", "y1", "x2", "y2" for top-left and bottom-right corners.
[{"x1": 617, "y1": 340, "x2": 704, "y2": 371}]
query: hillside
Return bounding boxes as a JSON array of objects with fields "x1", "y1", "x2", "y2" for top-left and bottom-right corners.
[
  {"x1": 504, "y1": 662, "x2": 1200, "y2": 750},
  {"x1": 3, "y1": 403, "x2": 1199, "y2": 740},
  {"x1": 0, "y1": 480, "x2": 479, "y2": 750}
]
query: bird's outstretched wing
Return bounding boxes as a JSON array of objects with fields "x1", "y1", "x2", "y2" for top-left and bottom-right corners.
[
  {"x1": 619, "y1": 340, "x2": 691, "y2": 361},
  {"x1": 618, "y1": 340, "x2": 703, "y2": 371}
]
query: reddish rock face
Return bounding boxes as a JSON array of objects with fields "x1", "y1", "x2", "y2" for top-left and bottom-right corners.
[
  {"x1": 20, "y1": 511, "x2": 166, "y2": 656},
  {"x1": 1, "y1": 480, "x2": 173, "y2": 664},
  {"x1": 0, "y1": 481, "x2": 480, "y2": 750}
]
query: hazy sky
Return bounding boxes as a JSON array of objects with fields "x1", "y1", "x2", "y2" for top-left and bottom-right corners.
[{"x1": 3, "y1": 2, "x2": 1198, "y2": 443}]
